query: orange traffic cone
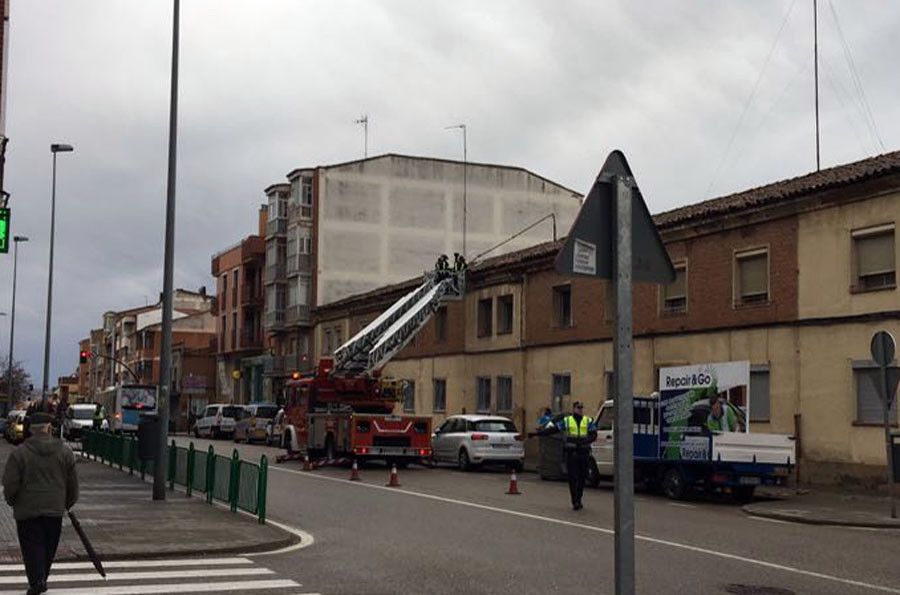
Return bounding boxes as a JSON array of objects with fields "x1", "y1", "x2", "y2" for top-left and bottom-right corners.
[
  {"x1": 387, "y1": 464, "x2": 401, "y2": 487},
  {"x1": 506, "y1": 470, "x2": 522, "y2": 495},
  {"x1": 303, "y1": 454, "x2": 312, "y2": 471},
  {"x1": 350, "y1": 460, "x2": 361, "y2": 481}
]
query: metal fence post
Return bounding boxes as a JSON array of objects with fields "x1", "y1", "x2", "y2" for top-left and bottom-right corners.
[
  {"x1": 229, "y1": 449, "x2": 240, "y2": 513},
  {"x1": 129, "y1": 436, "x2": 136, "y2": 476},
  {"x1": 118, "y1": 433, "x2": 124, "y2": 470},
  {"x1": 258, "y1": 455, "x2": 268, "y2": 524},
  {"x1": 186, "y1": 442, "x2": 195, "y2": 497},
  {"x1": 206, "y1": 444, "x2": 215, "y2": 504},
  {"x1": 168, "y1": 439, "x2": 176, "y2": 490}
]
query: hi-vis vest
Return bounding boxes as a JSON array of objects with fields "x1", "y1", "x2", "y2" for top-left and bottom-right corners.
[{"x1": 563, "y1": 415, "x2": 593, "y2": 438}]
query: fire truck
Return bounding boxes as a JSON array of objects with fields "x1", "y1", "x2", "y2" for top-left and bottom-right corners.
[{"x1": 280, "y1": 261, "x2": 466, "y2": 464}]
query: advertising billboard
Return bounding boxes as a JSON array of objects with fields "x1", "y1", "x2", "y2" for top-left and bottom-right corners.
[{"x1": 658, "y1": 361, "x2": 750, "y2": 460}]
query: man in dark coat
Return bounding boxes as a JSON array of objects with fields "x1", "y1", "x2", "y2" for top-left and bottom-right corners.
[{"x1": 3, "y1": 412, "x2": 80, "y2": 594}]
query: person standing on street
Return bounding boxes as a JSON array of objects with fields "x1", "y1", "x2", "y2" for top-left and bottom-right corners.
[
  {"x1": 2, "y1": 412, "x2": 80, "y2": 594},
  {"x1": 537, "y1": 401, "x2": 597, "y2": 510}
]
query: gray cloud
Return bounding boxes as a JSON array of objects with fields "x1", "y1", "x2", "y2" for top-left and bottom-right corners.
[{"x1": 2, "y1": 0, "x2": 898, "y2": 385}]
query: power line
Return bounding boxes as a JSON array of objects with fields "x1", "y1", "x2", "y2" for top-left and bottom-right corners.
[{"x1": 704, "y1": 0, "x2": 799, "y2": 199}]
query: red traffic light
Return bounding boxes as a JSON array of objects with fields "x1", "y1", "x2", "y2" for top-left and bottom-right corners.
[{"x1": 79, "y1": 350, "x2": 92, "y2": 364}]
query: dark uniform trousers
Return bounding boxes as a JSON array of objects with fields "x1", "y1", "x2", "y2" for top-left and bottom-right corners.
[
  {"x1": 565, "y1": 449, "x2": 590, "y2": 506},
  {"x1": 16, "y1": 516, "x2": 63, "y2": 590}
]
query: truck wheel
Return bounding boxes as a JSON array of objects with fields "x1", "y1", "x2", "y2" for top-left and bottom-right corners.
[
  {"x1": 457, "y1": 449, "x2": 471, "y2": 471},
  {"x1": 732, "y1": 486, "x2": 755, "y2": 503},
  {"x1": 662, "y1": 468, "x2": 687, "y2": 500}
]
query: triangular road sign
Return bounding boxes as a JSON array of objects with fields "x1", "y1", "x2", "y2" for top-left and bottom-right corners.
[{"x1": 555, "y1": 151, "x2": 675, "y2": 284}]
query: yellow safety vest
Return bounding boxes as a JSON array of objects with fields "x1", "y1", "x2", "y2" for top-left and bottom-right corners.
[{"x1": 563, "y1": 415, "x2": 592, "y2": 438}]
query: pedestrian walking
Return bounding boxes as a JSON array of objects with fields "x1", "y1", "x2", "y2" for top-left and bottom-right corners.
[
  {"x1": 537, "y1": 401, "x2": 597, "y2": 510},
  {"x1": 2, "y1": 412, "x2": 80, "y2": 594}
]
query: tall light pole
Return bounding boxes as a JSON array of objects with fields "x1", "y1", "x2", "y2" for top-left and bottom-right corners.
[
  {"x1": 42, "y1": 144, "x2": 73, "y2": 403},
  {"x1": 445, "y1": 124, "x2": 467, "y2": 257},
  {"x1": 7, "y1": 235, "x2": 28, "y2": 412},
  {"x1": 355, "y1": 115, "x2": 368, "y2": 158},
  {"x1": 155, "y1": 0, "x2": 180, "y2": 501}
]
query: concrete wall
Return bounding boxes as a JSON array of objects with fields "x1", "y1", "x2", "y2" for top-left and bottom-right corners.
[{"x1": 315, "y1": 155, "x2": 580, "y2": 305}]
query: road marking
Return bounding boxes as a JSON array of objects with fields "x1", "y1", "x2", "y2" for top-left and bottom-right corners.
[
  {"x1": 667, "y1": 502, "x2": 695, "y2": 509},
  {"x1": 0, "y1": 579, "x2": 300, "y2": 595},
  {"x1": 748, "y1": 516, "x2": 791, "y2": 525},
  {"x1": 0, "y1": 557, "x2": 254, "y2": 573},
  {"x1": 0, "y1": 567, "x2": 273, "y2": 584},
  {"x1": 271, "y1": 465, "x2": 900, "y2": 594},
  {"x1": 78, "y1": 489, "x2": 149, "y2": 496}
]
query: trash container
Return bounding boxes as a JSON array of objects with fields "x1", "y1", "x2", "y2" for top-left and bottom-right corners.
[
  {"x1": 137, "y1": 413, "x2": 161, "y2": 462},
  {"x1": 892, "y1": 432, "x2": 900, "y2": 483}
]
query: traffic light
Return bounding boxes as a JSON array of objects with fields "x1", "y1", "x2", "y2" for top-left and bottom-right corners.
[
  {"x1": 291, "y1": 371, "x2": 301, "y2": 380},
  {"x1": 79, "y1": 350, "x2": 90, "y2": 364},
  {"x1": 0, "y1": 207, "x2": 9, "y2": 254}
]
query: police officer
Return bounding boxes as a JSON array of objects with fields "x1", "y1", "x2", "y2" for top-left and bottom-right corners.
[
  {"x1": 539, "y1": 401, "x2": 597, "y2": 510},
  {"x1": 3, "y1": 412, "x2": 79, "y2": 594}
]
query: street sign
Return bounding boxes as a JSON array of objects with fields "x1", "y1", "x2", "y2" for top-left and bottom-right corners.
[
  {"x1": 871, "y1": 331, "x2": 896, "y2": 367},
  {"x1": 554, "y1": 151, "x2": 675, "y2": 284},
  {"x1": 0, "y1": 207, "x2": 9, "y2": 254}
]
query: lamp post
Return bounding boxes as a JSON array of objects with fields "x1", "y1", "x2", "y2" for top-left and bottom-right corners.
[
  {"x1": 42, "y1": 144, "x2": 74, "y2": 404},
  {"x1": 7, "y1": 235, "x2": 28, "y2": 412}
]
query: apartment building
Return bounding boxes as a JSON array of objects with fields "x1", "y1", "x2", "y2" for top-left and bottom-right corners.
[
  {"x1": 312, "y1": 151, "x2": 900, "y2": 485},
  {"x1": 262, "y1": 153, "x2": 582, "y2": 400},
  {"x1": 211, "y1": 206, "x2": 267, "y2": 404}
]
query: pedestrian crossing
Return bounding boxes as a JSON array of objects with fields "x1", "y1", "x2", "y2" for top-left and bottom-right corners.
[{"x1": 0, "y1": 556, "x2": 319, "y2": 595}]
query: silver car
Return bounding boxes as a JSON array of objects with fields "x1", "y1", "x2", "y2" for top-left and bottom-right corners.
[{"x1": 431, "y1": 414, "x2": 524, "y2": 471}]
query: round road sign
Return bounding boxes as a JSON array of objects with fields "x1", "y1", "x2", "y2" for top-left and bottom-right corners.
[{"x1": 870, "y1": 331, "x2": 896, "y2": 367}]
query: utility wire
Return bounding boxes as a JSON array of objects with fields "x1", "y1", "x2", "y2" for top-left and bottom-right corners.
[
  {"x1": 704, "y1": 0, "x2": 799, "y2": 199},
  {"x1": 825, "y1": 0, "x2": 885, "y2": 152},
  {"x1": 819, "y1": 54, "x2": 875, "y2": 155}
]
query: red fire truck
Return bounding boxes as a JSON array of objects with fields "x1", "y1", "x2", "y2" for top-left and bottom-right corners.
[{"x1": 280, "y1": 261, "x2": 466, "y2": 465}]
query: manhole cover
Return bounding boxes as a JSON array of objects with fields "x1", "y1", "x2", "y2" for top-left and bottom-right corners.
[{"x1": 724, "y1": 585, "x2": 796, "y2": 595}]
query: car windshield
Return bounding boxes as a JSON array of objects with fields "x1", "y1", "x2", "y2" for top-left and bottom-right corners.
[
  {"x1": 72, "y1": 408, "x2": 94, "y2": 420},
  {"x1": 121, "y1": 388, "x2": 157, "y2": 410},
  {"x1": 473, "y1": 420, "x2": 517, "y2": 433},
  {"x1": 223, "y1": 406, "x2": 243, "y2": 418},
  {"x1": 596, "y1": 406, "x2": 614, "y2": 431},
  {"x1": 254, "y1": 406, "x2": 279, "y2": 419}
]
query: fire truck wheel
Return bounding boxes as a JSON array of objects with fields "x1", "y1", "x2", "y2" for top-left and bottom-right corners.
[{"x1": 662, "y1": 467, "x2": 688, "y2": 500}]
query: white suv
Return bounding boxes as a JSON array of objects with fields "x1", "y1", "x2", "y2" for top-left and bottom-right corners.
[
  {"x1": 431, "y1": 415, "x2": 524, "y2": 471},
  {"x1": 194, "y1": 404, "x2": 243, "y2": 439}
]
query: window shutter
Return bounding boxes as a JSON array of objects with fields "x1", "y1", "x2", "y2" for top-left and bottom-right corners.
[
  {"x1": 857, "y1": 233, "x2": 895, "y2": 276},
  {"x1": 740, "y1": 253, "x2": 768, "y2": 297},
  {"x1": 666, "y1": 267, "x2": 686, "y2": 300},
  {"x1": 750, "y1": 371, "x2": 770, "y2": 421},
  {"x1": 855, "y1": 368, "x2": 897, "y2": 423}
]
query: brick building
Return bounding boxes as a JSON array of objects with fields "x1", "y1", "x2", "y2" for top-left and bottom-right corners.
[{"x1": 312, "y1": 151, "x2": 900, "y2": 485}]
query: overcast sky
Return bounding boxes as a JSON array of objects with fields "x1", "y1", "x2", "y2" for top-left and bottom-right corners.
[{"x1": 2, "y1": 0, "x2": 898, "y2": 387}]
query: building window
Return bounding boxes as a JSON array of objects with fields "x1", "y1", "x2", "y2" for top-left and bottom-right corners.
[
  {"x1": 220, "y1": 315, "x2": 226, "y2": 349},
  {"x1": 477, "y1": 377, "x2": 491, "y2": 412},
  {"x1": 496, "y1": 295, "x2": 514, "y2": 335},
  {"x1": 750, "y1": 367, "x2": 770, "y2": 422},
  {"x1": 662, "y1": 262, "x2": 687, "y2": 313},
  {"x1": 299, "y1": 226, "x2": 312, "y2": 254},
  {"x1": 324, "y1": 330, "x2": 332, "y2": 355},
  {"x1": 433, "y1": 379, "x2": 446, "y2": 413},
  {"x1": 734, "y1": 248, "x2": 769, "y2": 306},
  {"x1": 477, "y1": 298, "x2": 493, "y2": 337},
  {"x1": 551, "y1": 373, "x2": 571, "y2": 411},
  {"x1": 403, "y1": 380, "x2": 416, "y2": 413},
  {"x1": 232, "y1": 270, "x2": 239, "y2": 305},
  {"x1": 855, "y1": 364, "x2": 898, "y2": 424},
  {"x1": 552, "y1": 285, "x2": 572, "y2": 327},
  {"x1": 221, "y1": 274, "x2": 228, "y2": 304},
  {"x1": 434, "y1": 307, "x2": 447, "y2": 342},
  {"x1": 231, "y1": 312, "x2": 238, "y2": 348},
  {"x1": 496, "y1": 376, "x2": 513, "y2": 412},
  {"x1": 298, "y1": 276, "x2": 310, "y2": 306},
  {"x1": 852, "y1": 225, "x2": 895, "y2": 291},
  {"x1": 300, "y1": 177, "x2": 313, "y2": 219}
]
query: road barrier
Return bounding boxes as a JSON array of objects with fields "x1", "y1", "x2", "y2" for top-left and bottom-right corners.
[{"x1": 81, "y1": 430, "x2": 268, "y2": 524}]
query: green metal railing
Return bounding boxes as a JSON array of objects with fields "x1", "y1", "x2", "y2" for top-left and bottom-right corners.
[{"x1": 81, "y1": 430, "x2": 267, "y2": 524}]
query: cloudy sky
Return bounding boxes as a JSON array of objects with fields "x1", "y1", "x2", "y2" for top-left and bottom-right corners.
[{"x1": 2, "y1": 0, "x2": 898, "y2": 386}]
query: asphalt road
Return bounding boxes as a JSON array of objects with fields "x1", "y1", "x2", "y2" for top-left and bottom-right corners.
[{"x1": 175, "y1": 435, "x2": 900, "y2": 595}]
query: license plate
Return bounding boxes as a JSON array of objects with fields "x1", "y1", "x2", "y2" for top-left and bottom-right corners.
[
  {"x1": 384, "y1": 415, "x2": 402, "y2": 422},
  {"x1": 491, "y1": 444, "x2": 510, "y2": 449},
  {"x1": 739, "y1": 476, "x2": 761, "y2": 485}
]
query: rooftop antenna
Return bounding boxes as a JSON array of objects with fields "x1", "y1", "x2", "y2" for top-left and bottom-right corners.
[
  {"x1": 355, "y1": 115, "x2": 369, "y2": 158},
  {"x1": 813, "y1": 0, "x2": 820, "y2": 171},
  {"x1": 445, "y1": 124, "x2": 467, "y2": 258}
]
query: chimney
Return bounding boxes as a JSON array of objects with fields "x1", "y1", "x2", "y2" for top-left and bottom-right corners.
[{"x1": 258, "y1": 204, "x2": 268, "y2": 238}]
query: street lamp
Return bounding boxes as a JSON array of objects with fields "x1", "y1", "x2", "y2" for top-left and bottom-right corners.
[
  {"x1": 42, "y1": 144, "x2": 74, "y2": 402},
  {"x1": 7, "y1": 235, "x2": 27, "y2": 412}
]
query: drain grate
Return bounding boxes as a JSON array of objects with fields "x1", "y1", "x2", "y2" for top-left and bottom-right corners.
[{"x1": 724, "y1": 585, "x2": 797, "y2": 595}]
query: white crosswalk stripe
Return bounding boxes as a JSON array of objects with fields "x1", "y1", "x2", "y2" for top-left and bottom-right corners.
[{"x1": 0, "y1": 556, "x2": 314, "y2": 595}]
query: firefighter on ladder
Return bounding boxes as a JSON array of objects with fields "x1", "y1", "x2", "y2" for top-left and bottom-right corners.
[{"x1": 536, "y1": 401, "x2": 598, "y2": 510}]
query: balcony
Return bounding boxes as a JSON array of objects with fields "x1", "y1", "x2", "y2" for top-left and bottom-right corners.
[
  {"x1": 286, "y1": 304, "x2": 311, "y2": 326},
  {"x1": 287, "y1": 254, "x2": 313, "y2": 275},
  {"x1": 265, "y1": 309, "x2": 285, "y2": 330},
  {"x1": 240, "y1": 327, "x2": 263, "y2": 349},
  {"x1": 264, "y1": 262, "x2": 286, "y2": 284},
  {"x1": 241, "y1": 285, "x2": 264, "y2": 307},
  {"x1": 266, "y1": 218, "x2": 287, "y2": 237}
]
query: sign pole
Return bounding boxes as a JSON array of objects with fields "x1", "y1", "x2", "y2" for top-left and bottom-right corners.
[
  {"x1": 880, "y1": 363, "x2": 896, "y2": 518},
  {"x1": 612, "y1": 175, "x2": 635, "y2": 595}
]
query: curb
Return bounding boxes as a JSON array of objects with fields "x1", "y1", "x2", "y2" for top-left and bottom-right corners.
[{"x1": 742, "y1": 505, "x2": 900, "y2": 529}]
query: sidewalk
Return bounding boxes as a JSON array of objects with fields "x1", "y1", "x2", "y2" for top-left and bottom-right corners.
[
  {"x1": 0, "y1": 444, "x2": 299, "y2": 563},
  {"x1": 744, "y1": 486, "x2": 900, "y2": 528}
]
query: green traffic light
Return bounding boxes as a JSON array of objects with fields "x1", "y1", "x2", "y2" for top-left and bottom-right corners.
[{"x1": 0, "y1": 208, "x2": 9, "y2": 254}]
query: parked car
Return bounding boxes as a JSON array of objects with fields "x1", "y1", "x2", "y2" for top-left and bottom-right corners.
[
  {"x1": 5, "y1": 410, "x2": 26, "y2": 444},
  {"x1": 233, "y1": 403, "x2": 280, "y2": 443},
  {"x1": 431, "y1": 414, "x2": 524, "y2": 471},
  {"x1": 63, "y1": 403, "x2": 99, "y2": 440},
  {"x1": 194, "y1": 404, "x2": 243, "y2": 439},
  {"x1": 265, "y1": 408, "x2": 285, "y2": 447}
]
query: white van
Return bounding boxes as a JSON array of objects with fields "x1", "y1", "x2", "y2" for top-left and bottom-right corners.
[{"x1": 194, "y1": 404, "x2": 243, "y2": 439}]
